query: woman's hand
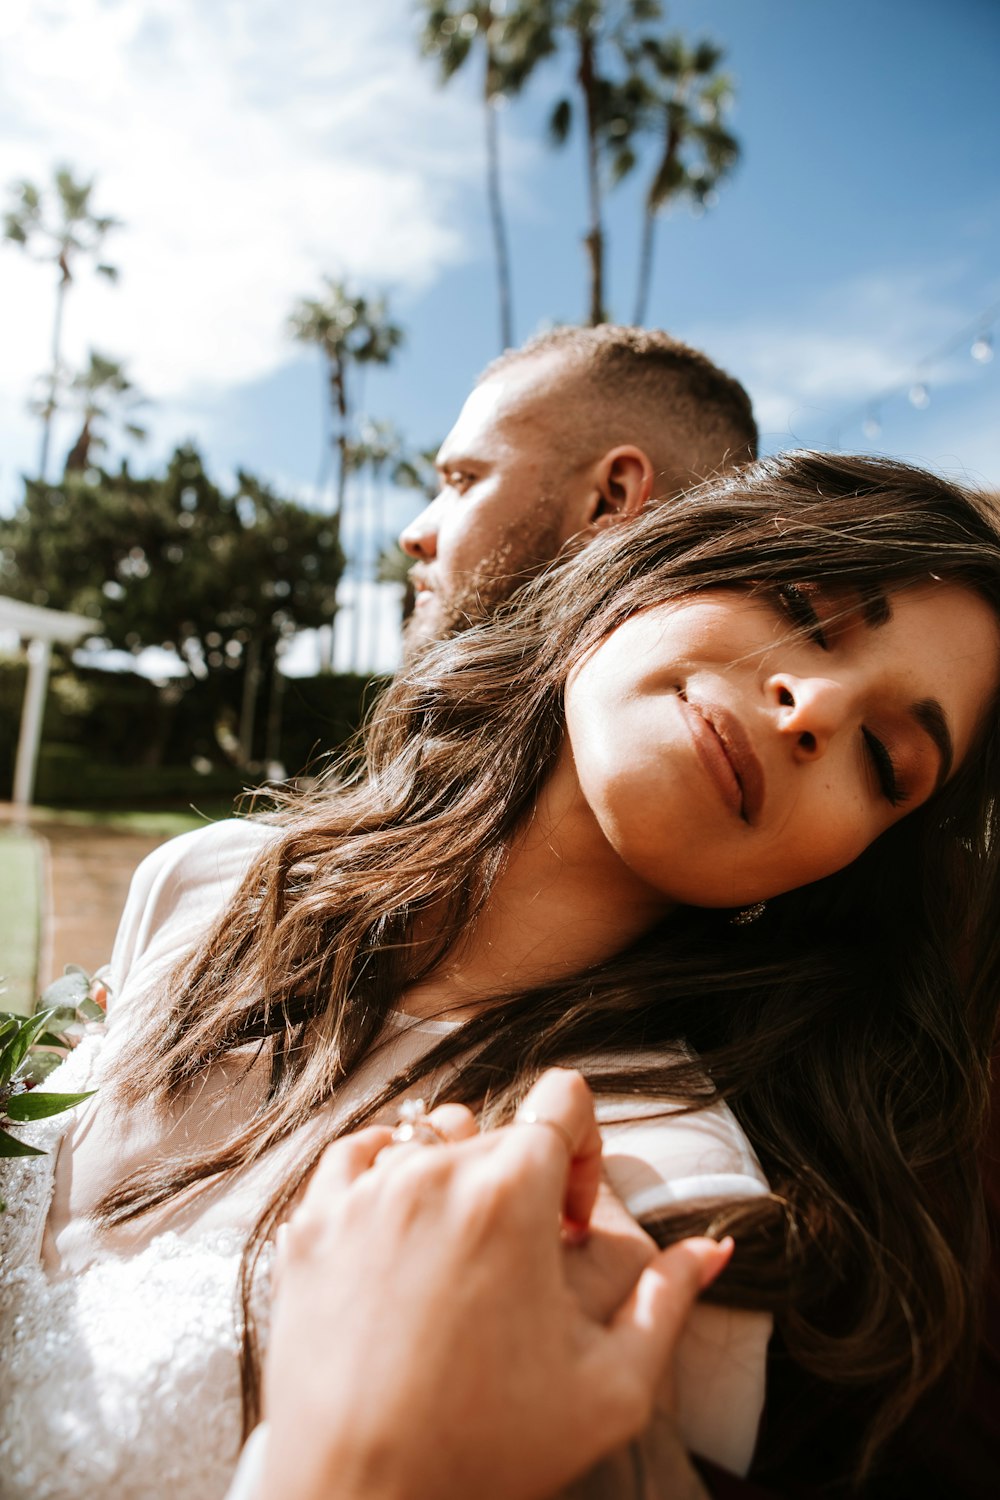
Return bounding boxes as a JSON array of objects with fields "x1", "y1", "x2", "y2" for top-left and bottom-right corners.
[{"x1": 258, "y1": 1068, "x2": 729, "y2": 1500}]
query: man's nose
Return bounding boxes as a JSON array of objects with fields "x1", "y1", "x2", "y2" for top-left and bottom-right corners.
[
  {"x1": 398, "y1": 500, "x2": 439, "y2": 561},
  {"x1": 767, "y1": 673, "x2": 851, "y2": 758}
]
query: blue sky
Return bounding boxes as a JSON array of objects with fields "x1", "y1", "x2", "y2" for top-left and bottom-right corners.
[{"x1": 1, "y1": 0, "x2": 998, "y2": 667}]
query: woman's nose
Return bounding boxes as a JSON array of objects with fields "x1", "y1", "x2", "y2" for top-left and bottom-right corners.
[{"x1": 767, "y1": 673, "x2": 851, "y2": 758}]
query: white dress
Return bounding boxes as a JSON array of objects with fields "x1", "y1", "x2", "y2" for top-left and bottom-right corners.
[{"x1": 0, "y1": 820, "x2": 772, "y2": 1499}]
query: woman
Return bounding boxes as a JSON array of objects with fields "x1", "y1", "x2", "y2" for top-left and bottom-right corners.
[{"x1": 3, "y1": 451, "x2": 1000, "y2": 1498}]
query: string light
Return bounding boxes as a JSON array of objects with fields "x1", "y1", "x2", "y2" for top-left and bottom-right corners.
[{"x1": 829, "y1": 298, "x2": 999, "y2": 446}]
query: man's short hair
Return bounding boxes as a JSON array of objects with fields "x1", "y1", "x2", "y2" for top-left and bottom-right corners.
[{"x1": 481, "y1": 324, "x2": 758, "y2": 486}]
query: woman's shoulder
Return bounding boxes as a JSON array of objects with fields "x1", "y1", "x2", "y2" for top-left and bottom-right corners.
[{"x1": 130, "y1": 816, "x2": 277, "y2": 890}]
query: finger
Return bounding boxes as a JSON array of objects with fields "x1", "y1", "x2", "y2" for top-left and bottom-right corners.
[
  {"x1": 604, "y1": 1237, "x2": 735, "y2": 1393},
  {"x1": 372, "y1": 1099, "x2": 480, "y2": 1171},
  {"x1": 424, "y1": 1102, "x2": 479, "y2": 1143},
  {"x1": 512, "y1": 1068, "x2": 604, "y2": 1231},
  {"x1": 297, "y1": 1126, "x2": 396, "y2": 1217}
]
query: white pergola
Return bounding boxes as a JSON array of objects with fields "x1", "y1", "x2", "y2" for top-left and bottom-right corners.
[{"x1": 0, "y1": 596, "x2": 97, "y2": 807}]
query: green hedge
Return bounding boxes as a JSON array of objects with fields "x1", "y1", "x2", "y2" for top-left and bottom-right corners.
[{"x1": 0, "y1": 654, "x2": 387, "y2": 805}]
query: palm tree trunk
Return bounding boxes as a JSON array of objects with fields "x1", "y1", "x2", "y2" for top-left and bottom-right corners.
[
  {"x1": 634, "y1": 110, "x2": 682, "y2": 327},
  {"x1": 484, "y1": 48, "x2": 514, "y2": 350},
  {"x1": 39, "y1": 265, "x2": 70, "y2": 481},
  {"x1": 633, "y1": 205, "x2": 656, "y2": 326},
  {"x1": 578, "y1": 32, "x2": 605, "y2": 326},
  {"x1": 330, "y1": 358, "x2": 348, "y2": 524},
  {"x1": 327, "y1": 356, "x2": 349, "y2": 673}
]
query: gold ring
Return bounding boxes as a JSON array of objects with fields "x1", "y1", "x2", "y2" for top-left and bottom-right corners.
[{"x1": 515, "y1": 1110, "x2": 576, "y2": 1158}]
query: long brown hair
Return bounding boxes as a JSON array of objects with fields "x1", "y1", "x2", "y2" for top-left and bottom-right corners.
[{"x1": 102, "y1": 452, "x2": 1000, "y2": 1480}]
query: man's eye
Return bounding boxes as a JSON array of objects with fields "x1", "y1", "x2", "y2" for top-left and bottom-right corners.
[
  {"x1": 776, "y1": 584, "x2": 829, "y2": 650},
  {"x1": 446, "y1": 471, "x2": 473, "y2": 492}
]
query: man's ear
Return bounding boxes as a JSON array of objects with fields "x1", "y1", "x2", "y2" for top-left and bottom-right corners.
[{"x1": 583, "y1": 446, "x2": 656, "y2": 534}]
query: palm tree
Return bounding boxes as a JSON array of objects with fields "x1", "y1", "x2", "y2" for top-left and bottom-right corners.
[
  {"x1": 630, "y1": 37, "x2": 740, "y2": 324},
  {"x1": 344, "y1": 419, "x2": 406, "y2": 671},
  {"x1": 544, "y1": 0, "x2": 661, "y2": 325},
  {"x1": 289, "y1": 281, "x2": 404, "y2": 667},
  {"x1": 60, "y1": 351, "x2": 148, "y2": 474},
  {"x1": 289, "y1": 280, "x2": 404, "y2": 525},
  {"x1": 418, "y1": 3, "x2": 554, "y2": 350},
  {"x1": 3, "y1": 167, "x2": 120, "y2": 480}
]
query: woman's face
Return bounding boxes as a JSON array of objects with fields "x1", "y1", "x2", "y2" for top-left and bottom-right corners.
[{"x1": 563, "y1": 579, "x2": 1000, "y2": 908}]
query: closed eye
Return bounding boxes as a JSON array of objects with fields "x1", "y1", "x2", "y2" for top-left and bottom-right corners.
[
  {"x1": 861, "y1": 727, "x2": 908, "y2": 807},
  {"x1": 776, "y1": 584, "x2": 829, "y2": 650}
]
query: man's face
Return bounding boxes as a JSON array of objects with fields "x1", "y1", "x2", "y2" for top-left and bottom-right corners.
[{"x1": 398, "y1": 360, "x2": 593, "y2": 656}]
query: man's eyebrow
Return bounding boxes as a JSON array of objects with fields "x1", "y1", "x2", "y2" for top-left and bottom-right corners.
[{"x1": 912, "y1": 697, "x2": 954, "y2": 792}]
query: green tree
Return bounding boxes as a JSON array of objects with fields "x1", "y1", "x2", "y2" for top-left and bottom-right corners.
[
  {"x1": 2, "y1": 167, "x2": 120, "y2": 481},
  {"x1": 629, "y1": 37, "x2": 739, "y2": 324},
  {"x1": 0, "y1": 447, "x2": 344, "y2": 765},
  {"x1": 419, "y1": 3, "x2": 554, "y2": 349},
  {"x1": 60, "y1": 350, "x2": 148, "y2": 475}
]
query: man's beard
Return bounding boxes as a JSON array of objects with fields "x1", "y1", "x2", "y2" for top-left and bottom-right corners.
[{"x1": 401, "y1": 507, "x2": 566, "y2": 663}]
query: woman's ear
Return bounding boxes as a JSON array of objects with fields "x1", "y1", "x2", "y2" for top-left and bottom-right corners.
[{"x1": 584, "y1": 446, "x2": 656, "y2": 533}]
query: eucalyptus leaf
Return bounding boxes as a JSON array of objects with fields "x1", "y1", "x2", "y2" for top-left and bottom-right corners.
[
  {"x1": 39, "y1": 972, "x2": 91, "y2": 1010},
  {"x1": 77, "y1": 997, "x2": 106, "y2": 1023},
  {"x1": 18, "y1": 1050, "x2": 65, "y2": 1085},
  {"x1": 0, "y1": 1127, "x2": 46, "y2": 1158},
  {"x1": 5, "y1": 1089, "x2": 95, "y2": 1122},
  {"x1": 36, "y1": 1005, "x2": 77, "y2": 1031}
]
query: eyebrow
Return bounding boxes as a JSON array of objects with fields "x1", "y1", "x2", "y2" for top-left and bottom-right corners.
[
  {"x1": 912, "y1": 697, "x2": 954, "y2": 791},
  {"x1": 859, "y1": 585, "x2": 892, "y2": 628}
]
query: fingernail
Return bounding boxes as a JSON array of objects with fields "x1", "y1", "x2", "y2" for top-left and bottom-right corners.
[
  {"x1": 561, "y1": 1218, "x2": 590, "y2": 1247},
  {"x1": 697, "y1": 1235, "x2": 734, "y2": 1288}
]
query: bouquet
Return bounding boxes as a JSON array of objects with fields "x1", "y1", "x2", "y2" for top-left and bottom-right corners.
[{"x1": 0, "y1": 965, "x2": 106, "y2": 1161}]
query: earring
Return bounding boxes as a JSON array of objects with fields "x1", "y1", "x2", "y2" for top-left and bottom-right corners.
[{"x1": 730, "y1": 901, "x2": 767, "y2": 927}]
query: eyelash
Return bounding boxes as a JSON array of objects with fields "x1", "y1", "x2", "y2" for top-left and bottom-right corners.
[{"x1": 775, "y1": 585, "x2": 906, "y2": 807}]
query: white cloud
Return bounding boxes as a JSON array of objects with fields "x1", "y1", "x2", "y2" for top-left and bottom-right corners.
[
  {"x1": 690, "y1": 269, "x2": 999, "y2": 470},
  {"x1": 0, "y1": 0, "x2": 483, "y2": 427}
]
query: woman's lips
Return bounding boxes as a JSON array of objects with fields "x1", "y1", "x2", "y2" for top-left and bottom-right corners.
[{"x1": 678, "y1": 696, "x2": 766, "y2": 824}]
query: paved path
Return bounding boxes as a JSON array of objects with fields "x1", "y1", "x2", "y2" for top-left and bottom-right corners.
[
  {"x1": 0, "y1": 808, "x2": 171, "y2": 990},
  {"x1": 39, "y1": 823, "x2": 167, "y2": 987}
]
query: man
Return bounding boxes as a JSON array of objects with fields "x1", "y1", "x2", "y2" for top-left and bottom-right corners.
[{"x1": 399, "y1": 324, "x2": 757, "y2": 657}]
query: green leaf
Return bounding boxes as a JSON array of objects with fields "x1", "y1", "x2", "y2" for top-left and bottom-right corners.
[
  {"x1": 2, "y1": 1010, "x2": 57, "y2": 1079},
  {"x1": 77, "y1": 997, "x2": 106, "y2": 1023},
  {"x1": 0, "y1": 1127, "x2": 46, "y2": 1157},
  {"x1": 5, "y1": 1089, "x2": 95, "y2": 1122}
]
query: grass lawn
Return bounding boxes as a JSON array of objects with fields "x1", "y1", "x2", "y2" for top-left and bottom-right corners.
[{"x1": 0, "y1": 826, "x2": 42, "y2": 1015}]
